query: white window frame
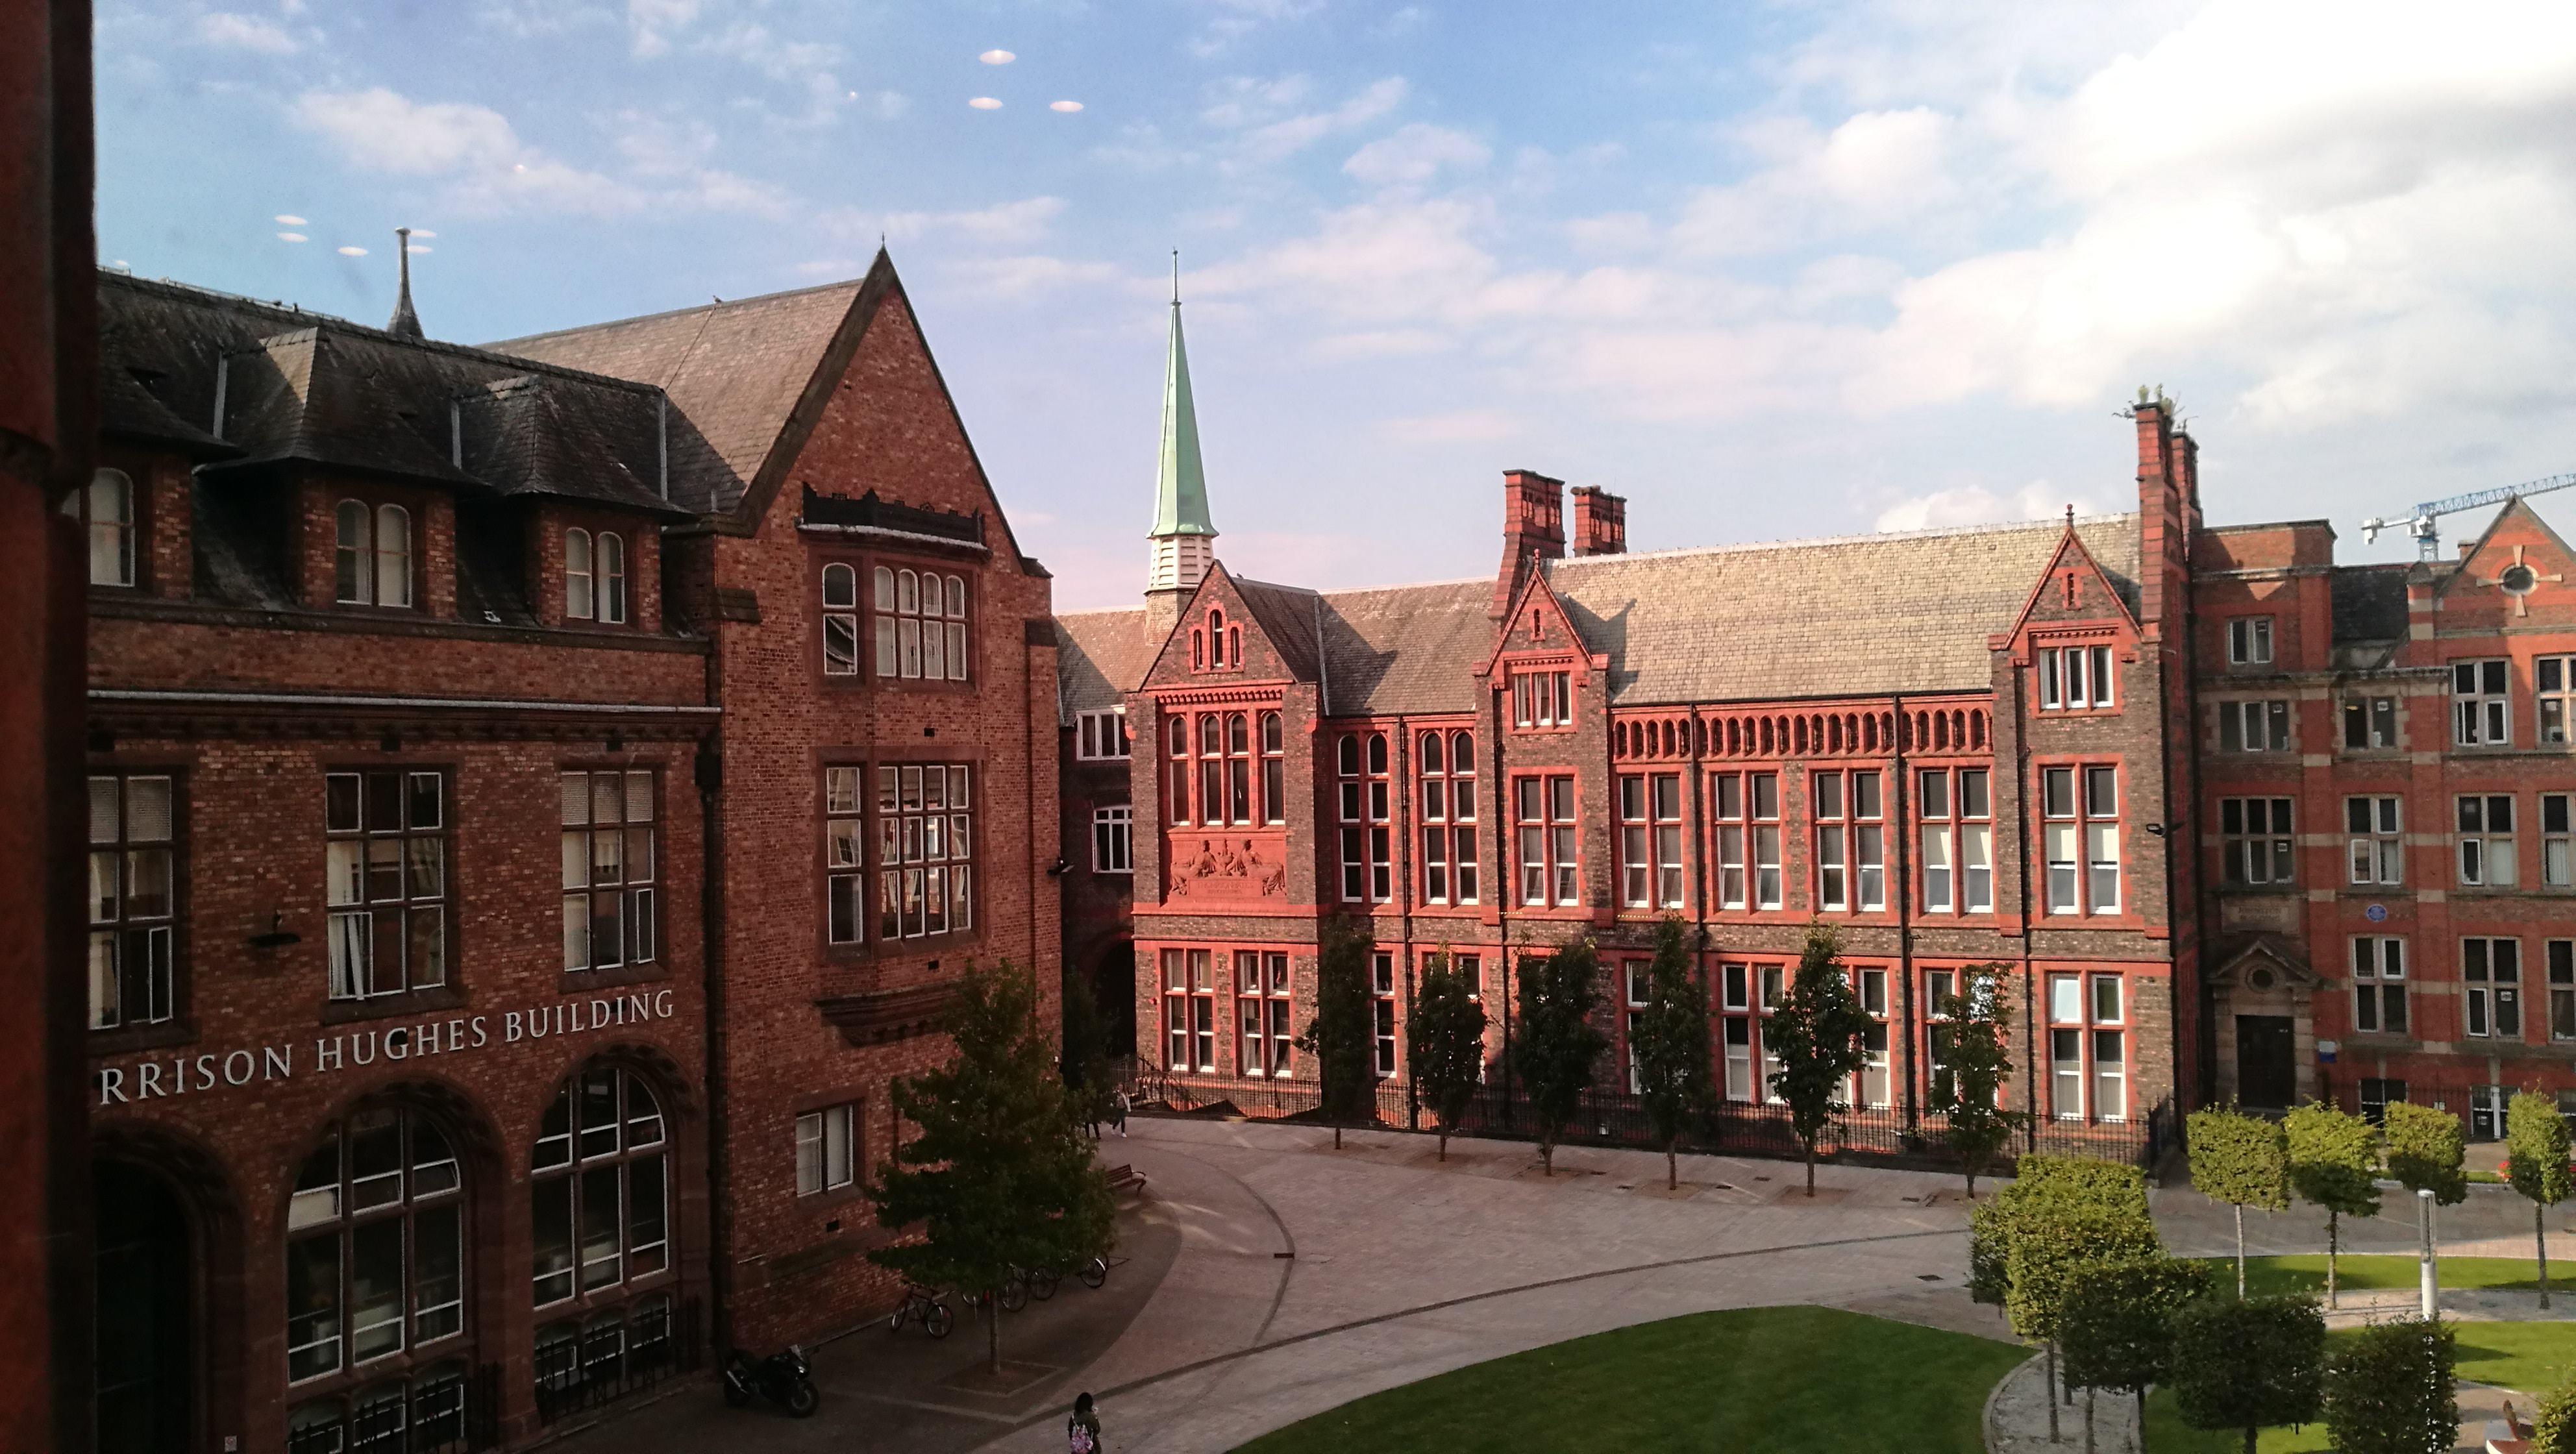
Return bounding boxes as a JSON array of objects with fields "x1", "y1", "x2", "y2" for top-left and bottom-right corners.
[
  {"x1": 2220, "y1": 796, "x2": 2294, "y2": 886},
  {"x1": 2547, "y1": 793, "x2": 2572, "y2": 887},
  {"x1": 1076, "y1": 708, "x2": 1131, "y2": 761},
  {"x1": 2455, "y1": 658, "x2": 2511, "y2": 747},
  {"x1": 2343, "y1": 693, "x2": 2400, "y2": 750},
  {"x1": 2346, "y1": 795, "x2": 2403, "y2": 885},
  {"x1": 2219, "y1": 698, "x2": 2290, "y2": 753},
  {"x1": 795, "y1": 1103, "x2": 856, "y2": 1196},
  {"x1": 2352, "y1": 937, "x2": 2407, "y2": 1036},
  {"x1": 2228, "y1": 616, "x2": 2273, "y2": 667},
  {"x1": 2464, "y1": 937, "x2": 2522, "y2": 1039},
  {"x1": 2457, "y1": 793, "x2": 2517, "y2": 887},
  {"x1": 821, "y1": 563, "x2": 860, "y2": 676},
  {"x1": 1090, "y1": 806, "x2": 1132, "y2": 874},
  {"x1": 2542, "y1": 657, "x2": 2576, "y2": 745},
  {"x1": 2038, "y1": 644, "x2": 2115, "y2": 711}
]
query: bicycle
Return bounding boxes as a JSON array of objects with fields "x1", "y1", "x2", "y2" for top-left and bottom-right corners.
[
  {"x1": 887, "y1": 1283, "x2": 953, "y2": 1338},
  {"x1": 1077, "y1": 1255, "x2": 1108, "y2": 1290},
  {"x1": 1013, "y1": 1264, "x2": 1061, "y2": 1301}
]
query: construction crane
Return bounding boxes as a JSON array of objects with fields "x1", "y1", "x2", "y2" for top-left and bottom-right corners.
[{"x1": 2362, "y1": 472, "x2": 2576, "y2": 561}]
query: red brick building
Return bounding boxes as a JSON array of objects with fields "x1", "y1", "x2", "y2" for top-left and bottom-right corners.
[
  {"x1": 1057, "y1": 308, "x2": 2200, "y2": 1153},
  {"x1": 80, "y1": 249, "x2": 1057, "y2": 1454},
  {"x1": 2193, "y1": 499, "x2": 2576, "y2": 1135}
]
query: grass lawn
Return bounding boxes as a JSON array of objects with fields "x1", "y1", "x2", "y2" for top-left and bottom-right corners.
[
  {"x1": 1230, "y1": 1306, "x2": 2028, "y2": 1453},
  {"x1": 2140, "y1": 1315, "x2": 2576, "y2": 1451},
  {"x1": 2193, "y1": 1253, "x2": 2560, "y2": 1298}
]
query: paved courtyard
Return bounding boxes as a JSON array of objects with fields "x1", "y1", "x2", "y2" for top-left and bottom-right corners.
[{"x1": 551, "y1": 1118, "x2": 2576, "y2": 1453}]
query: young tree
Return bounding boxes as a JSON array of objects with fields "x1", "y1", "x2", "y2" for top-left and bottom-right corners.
[
  {"x1": 1295, "y1": 915, "x2": 1378, "y2": 1150},
  {"x1": 2383, "y1": 1100, "x2": 2469, "y2": 1207},
  {"x1": 2060, "y1": 1255, "x2": 2212, "y2": 1453},
  {"x1": 1629, "y1": 915, "x2": 1715, "y2": 1190},
  {"x1": 1926, "y1": 961, "x2": 2027, "y2": 1199},
  {"x1": 2507, "y1": 1087, "x2": 2576, "y2": 1311},
  {"x1": 866, "y1": 962, "x2": 1117, "y2": 1374},
  {"x1": 2321, "y1": 1317, "x2": 2457, "y2": 1454},
  {"x1": 1764, "y1": 922, "x2": 1873, "y2": 1197},
  {"x1": 1406, "y1": 949, "x2": 1489, "y2": 1162},
  {"x1": 1060, "y1": 964, "x2": 1117, "y2": 1137},
  {"x1": 1512, "y1": 937, "x2": 1607, "y2": 1176},
  {"x1": 2284, "y1": 1101, "x2": 2383, "y2": 1308},
  {"x1": 1970, "y1": 1155, "x2": 2161, "y2": 1444},
  {"x1": 2186, "y1": 1105, "x2": 2290, "y2": 1297},
  {"x1": 2168, "y1": 1294, "x2": 2326, "y2": 1454}
]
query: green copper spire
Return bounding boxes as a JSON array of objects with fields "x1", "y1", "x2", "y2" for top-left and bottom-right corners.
[{"x1": 1150, "y1": 253, "x2": 1215, "y2": 539}]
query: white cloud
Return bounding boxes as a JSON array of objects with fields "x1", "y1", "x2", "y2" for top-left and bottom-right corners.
[
  {"x1": 1672, "y1": 107, "x2": 1961, "y2": 257},
  {"x1": 819, "y1": 196, "x2": 1067, "y2": 247},
  {"x1": 1209, "y1": 76, "x2": 1409, "y2": 167},
  {"x1": 276, "y1": 232, "x2": 307, "y2": 243},
  {"x1": 274, "y1": 213, "x2": 306, "y2": 225},
  {"x1": 1187, "y1": 0, "x2": 1324, "y2": 58},
  {"x1": 195, "y1": 12, "x2": 300, "y2": 53},
  {"x1": 980, "y1": 49, "x2": 1015, "y2": 65},
  {"x1": 1874, "y1": 479, "x2": 2117, "y2": 534},
  {"x1": 945, "y1": 255, "x2": 1128, "y2": 299},
  {"x1": 1050, "y1": 100, "x2": 1084, "y2": 114},
  {"x1": 970, "y1": 97, "x2": 1003, "y2": 110},
  {"x1": 337, "y1": 245, "x2": 367, "y2": 256},
  {"x1": 294, "y1": 89, "x2": 521, "y2": 176},
  {"x1": 1344, "y1": 124, "x2": 1490, "y2": 187},
  {"x1": 626, "y1": 0, "x2": 699, "y2": 58}
]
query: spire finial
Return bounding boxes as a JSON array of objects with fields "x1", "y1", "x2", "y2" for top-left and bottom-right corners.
[
  {"x1": 2065, "y1": 503, "x2": 2076, "y2": 526},
  {"x1": 387, "y1": 227, "x2": 424, "y2": 339},
  {"x1": 1171, "y1": 248, "x2": 1180, "y2": 306}
]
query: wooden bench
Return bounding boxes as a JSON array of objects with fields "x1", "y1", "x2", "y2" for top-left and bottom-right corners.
[{"x1": 1105, "y1": 1163, "x2": 1148, "y2": 1198}]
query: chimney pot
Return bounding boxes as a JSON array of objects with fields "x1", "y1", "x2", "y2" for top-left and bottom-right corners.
[
  {"x1": 1491, "y1": 469, "x2": 1567, "y2": 617},
  {"x1": 1570, "y1": 486, "x2": 1628, "y2": 557}
]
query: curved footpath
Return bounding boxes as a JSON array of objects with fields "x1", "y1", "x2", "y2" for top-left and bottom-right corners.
[{"x1": 971, "y1": 1118, "x2": 1992, "y2": 1453}]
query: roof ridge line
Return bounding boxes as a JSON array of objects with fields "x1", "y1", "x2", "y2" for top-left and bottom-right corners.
[
  {"x1": 1550, "y1": 511, "x2": 2142, "y2": 568},
  {"x1": 482, "y1": 276, "x2": 867, "y2": 349}
]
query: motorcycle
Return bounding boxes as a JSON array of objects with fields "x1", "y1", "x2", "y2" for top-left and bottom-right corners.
[{"x1": 723, "y1": 1344, "x2": 820, "y2": 1418}]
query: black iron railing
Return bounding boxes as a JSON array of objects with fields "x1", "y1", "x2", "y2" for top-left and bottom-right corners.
[
  {"x1": 1122, "y1": 1065, "x2": 2172, "y2": 1174},
  {"x1": 532, "y1": 1296, "x2": 702, "y2": 1427}
]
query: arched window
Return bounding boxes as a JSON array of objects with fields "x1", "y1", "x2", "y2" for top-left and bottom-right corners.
[
  {"x1": 565, "y1": 528, "x2": 595, "y2": 620},
  {"x1": 872, "y1": 566, "x2": 970, "y2": 681},
  {"x1": 821, "y1": 564, "x2": 859, "y2": 676},
  {"x1": 530, "y1": 1066, "x2": 668, "y2": 1311},
  {"x1": 335, "y1": 500, "x2": 375, "y2": 604},
  {"x1": 284, "y1": 1105, "x2": 467, "y2": 1388},
  {"x1": 599, "y1": 534, "x2": 627, "y2": 625},
  {"x1": 1190, "y1": 629, "x2": 1206, "y2": 670},
  {"x1": 373, "y1": 505, "x2": 413, "y2": 608},
  {"x1": 1227, "y1": 625, "x2": 1242, "y2": 667},
  {"x1": 1259, "y1": 711, "x2": 1285, "y2": 824},
  {"x1": 1206, "y1": 609, "x2": 1227, "y2": 668},
  {"x1": 68, "y1": 467, "x2": 136, "y2": 587}
]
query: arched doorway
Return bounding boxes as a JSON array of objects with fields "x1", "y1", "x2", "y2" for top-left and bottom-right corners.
[
  {"x1": 1093, "y1": 939, "x2": 1136, "y2": 1060},
  {"x1": 95, "y1": 1160, "x2": 194, "y2": 1454}
]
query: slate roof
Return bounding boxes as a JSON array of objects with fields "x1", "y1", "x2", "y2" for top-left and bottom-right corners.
[
  {"x1": 2331, "y1": 565, "x2": 2411, "y2": 643},
  {"x1": 488, "y1": 280, "x2": 866, "y2": 516},
  {"x1": 99, "y1": 271, "x2": 685, "y2": 515},
  {"x1": 1054, "y1": 514, "x2": 2145, "y2": 720},
  {"x1": 1546, "y1": 515, "x2": 2139, "y2": 705},
  {"x1": 1055, "y1": 608, "x2": 1154, "y2": 720}
]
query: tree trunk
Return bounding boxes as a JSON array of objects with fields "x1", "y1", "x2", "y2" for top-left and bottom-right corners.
[
  {"x1": 2045, "y1": 1340, "x2": 2060, "y2": 1443},
  {"x1": 2083, "y1": 1386, "x2": 2095, "y2": 1454},
  {"x1": 1541, "y1": 1137, "x2": 1554, "y2": 1176},
  {"x1": 1965, "y1": 1163, "x2": 1978, "y2": 1201},
  {"x1": 2540, "y1": 1199, "x2": 2553, "y2": 1311},
  {"x1": 1437, "y1": 1128, "x2": 1448, "y2": 1162},
  {"x1": 987, "y1": 1289, "x2": 1002, "y2": 1375},
  {"x1": 2135, "y1": 1383, "x2": 2148, "y2": 1453},
  {"x1": 2233, "y1": 1203, "x2": 2247, "y2": 1298},
  {"x1": 1667, "y1": 1143, "x2": 1678, "y2": 1192},
  {"x1": 1804, "y1": 1139, "x2": 1818, "y2": 1198},
  {"x1": 2326, "y1": 1209, "x2": 2339, "y2": 1309},
  {"x1": 1334, "y1": 1122, "x2": 1343, "y2": 1151},
  {"x1": 2240, "y1": 1425, "x2": 2255, "y2": 1454}
]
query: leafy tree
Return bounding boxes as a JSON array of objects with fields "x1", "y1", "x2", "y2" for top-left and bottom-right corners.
[
  {"x1": 2061, "y1": 1255, "x2": 2211, "y2": 1453},
  {"x1": 1295, "y1": 915, "x2": 1378, "y2": 1150},
  {"x1": 2507, "y1": 1087, "x2": 2576, "y2": 1311},
  {"x1": 1971, "y1": 1155, "x2": 2161, "y2": 1444},
  {"x1": 1512, "y1": 937, "x2": 1607, "y2": 1176},
  {"x1": 1926, "y1": 961, "x2": 2027, "y2": 1200},
  {"x1": 1060, "y1": 963, "x2": 1117, "y2": 1137},
  {"x1": 2284, "y1": 1101, "x2": 2383, "y2": 1308},
  {"x1": 2533, "y1": 1372, "x2": 2576, "y2": 1454},
  {"x1": 2169, "y1": 1294, "x2": 2326, "y2": 1454},
  {"x1": 1764, "y1": 922, "x2": 1874, "y2": 1197},
  {"x1": 2383, "y1": 1100, "x2": 2468, "y2": 1207},
  {"x1": 866, "y1": 962, "x2": 1117, "y2": 1374},
  {"x1": 2186, "y1": 1105, "x2": 2289, "y2": 1297},
  {"x1": 1629, "y1": 915, "x2": 1715, "y2": 1190},
  {"x1": 1406, "y1": 949, "x2": 1489, "y2": 1162},
  {"x1": 2322, "y1": 1316, "x2": 2456, "y2": 1454}
]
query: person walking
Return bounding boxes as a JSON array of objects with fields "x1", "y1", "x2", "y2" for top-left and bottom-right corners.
[
  {"x1": 1110, "y1": 1089, "x2": 1129, "y2": 1137},
  {"x1": 1067, "y1": 1391, "x2": 1102, "y2": 1453}
]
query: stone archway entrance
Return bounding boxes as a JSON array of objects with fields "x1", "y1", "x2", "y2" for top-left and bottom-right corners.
[
  {"x1": 2209, "y1": 938, "x2": 2321, "y2": 1110},
  {"x1": 95, "y1": 1160, "x2": 195, "y2": 1454}
]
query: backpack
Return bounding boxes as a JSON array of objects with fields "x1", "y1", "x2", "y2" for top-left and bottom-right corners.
[{"x1": 1068, "y1": 1417, "x2": 1097, "y2": 1454}]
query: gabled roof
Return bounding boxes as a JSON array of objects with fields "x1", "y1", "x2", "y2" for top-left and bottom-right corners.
[
  {"x1": 1548, "y1": 515, "x2": 2141, "y2": 705},
  {"x1": 1316, "y1": 578, "x2": 1496, "y2": 715},
  {"x1": 1232, "y1": 574, "x2": 1324, "y2": 683},
  {"x1": 1055, "y1": 608, "x2": 1154, "y2": 719},
  {"x1": 489, "y1": 276, "x2": 867, "y2": 516},
  {"x1": 1998, "y1": 515, "x2": 2142, "y2": 642},
  {"x1": 458, "y1": 376, "x2": 690, "y2": 518}
]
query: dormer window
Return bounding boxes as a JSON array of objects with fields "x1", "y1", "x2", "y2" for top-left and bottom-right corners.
[
  {"x1": 334, "y1": 500, "x2": 413, "y2": 609},
  {"x1": 564, "y1": 529, "x2": 628, "y2": 624},
  {"x1": 66, "y1": 468, "x2": 136, "y2": 587},
  {"x1": 874, "y1": 566, "x2": 969, "y2": 682},
  {"x1": 1510, "y1": 669, "x2": 1573, "y2": 730}
]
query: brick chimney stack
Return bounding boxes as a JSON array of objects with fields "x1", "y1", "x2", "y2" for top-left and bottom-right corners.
[
  {"x1": 1570, "y1": 486, "x2": 1627, "y2": 557},
  {"x1": 2131, "y1": 392, "x2": 2183, "y2": 632},
  {"x1": 1491, "y1": 469, "x2": 1565, "y2": 617}
]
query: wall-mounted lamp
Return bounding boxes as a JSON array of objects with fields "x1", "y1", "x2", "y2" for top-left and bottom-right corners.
[
  {"x1": 248, "y1": 909, "x2": 301, "y2": 950},
  {"x1": 1045, "y1": 856, "x2": 1071, "y2": 877}
]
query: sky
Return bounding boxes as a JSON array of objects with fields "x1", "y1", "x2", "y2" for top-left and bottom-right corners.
[{"x1": 95, "y1": 0, "x2": 2576, "y2": 611}]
